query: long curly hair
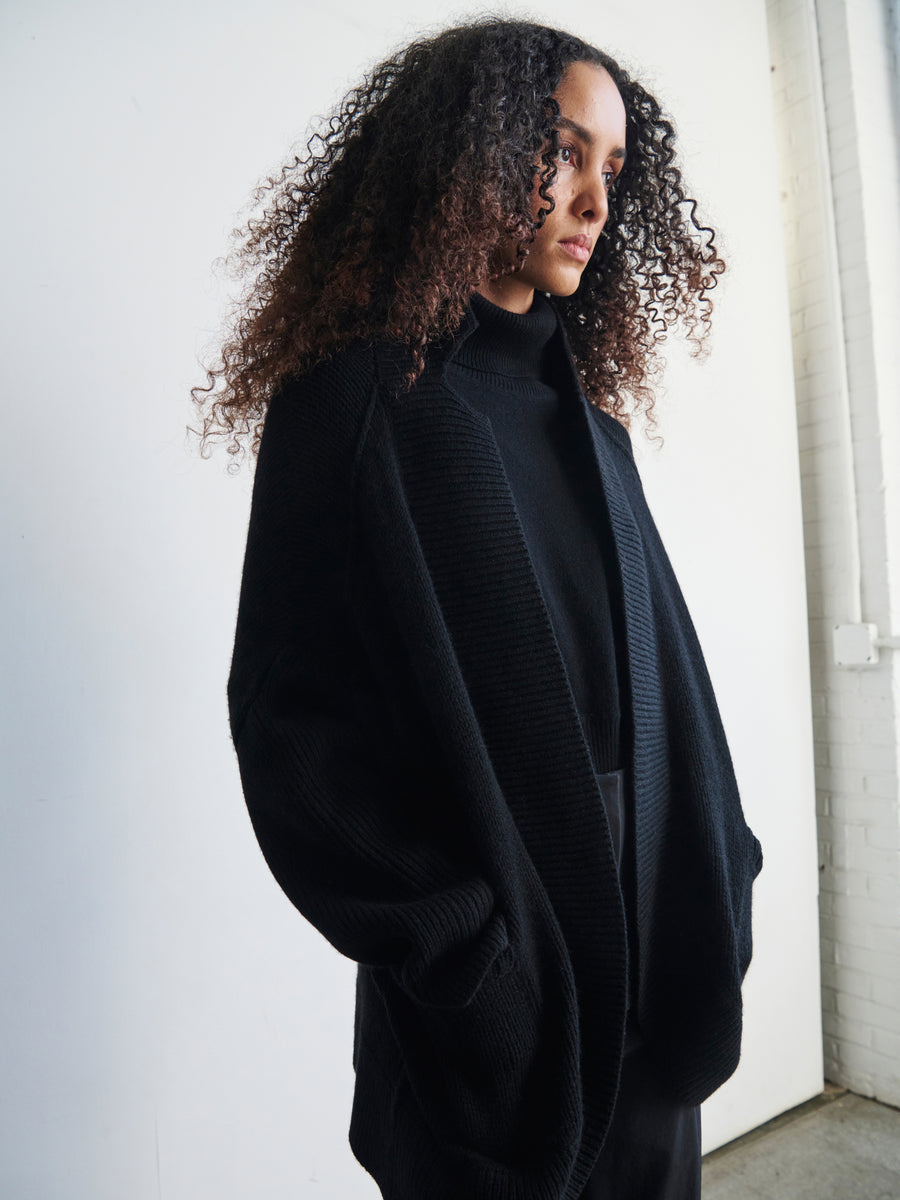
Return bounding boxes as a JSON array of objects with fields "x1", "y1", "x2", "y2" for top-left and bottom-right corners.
[{"x1": 192, "y1": 18, "x2": 725, "y2": 459}]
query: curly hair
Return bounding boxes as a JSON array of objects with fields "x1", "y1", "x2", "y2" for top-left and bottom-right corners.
[{"x1": 192, "y1": 18, "x2": 725, "y2": 459}]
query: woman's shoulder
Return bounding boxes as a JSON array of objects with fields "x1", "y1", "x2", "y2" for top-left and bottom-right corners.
[
  {"x1": 273, "y1": 342, "x2": 379, "y2": 410},
  {"x1": 256, "y1": 343, "x2": 382, "y2": 483},
  {"x1": 269, "y1": 335, "x2": 426, "y2": 417}
]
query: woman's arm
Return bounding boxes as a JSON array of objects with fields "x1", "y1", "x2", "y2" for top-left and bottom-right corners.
[{"x1": 227, "y1": 362, "x2": 510, "y2": 1010}]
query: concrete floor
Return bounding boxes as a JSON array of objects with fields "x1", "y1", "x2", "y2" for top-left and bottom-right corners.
[{"x1": 702, "y1": 1083, "x2": 900, "y2": 1199}]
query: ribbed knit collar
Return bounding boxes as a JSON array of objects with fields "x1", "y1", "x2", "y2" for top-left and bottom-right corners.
[{"x1": 458, "y1": 291, "x2": 559, "y2": 381}]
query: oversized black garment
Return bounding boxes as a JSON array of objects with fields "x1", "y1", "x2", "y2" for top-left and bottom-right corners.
[
  {"x1": 442, "y1": 307, "x2": 713, "y2": 1200},
  {"x1": 227, "y1": 292, "x2": 764, "y2": 1200},
  {"x1": 445, "y1": 291, "x2": 623, "y2": 777},
  {"x1": 444, "y1": 291, "x2": 641, "y2": 1024}
]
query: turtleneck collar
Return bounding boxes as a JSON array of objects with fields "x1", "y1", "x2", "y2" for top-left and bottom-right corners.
[{"x1": 457, "y1": 291, "x2": 559, "y2": 381}]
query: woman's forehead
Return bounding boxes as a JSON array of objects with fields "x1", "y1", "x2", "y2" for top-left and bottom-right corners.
[{"x1": 553, "y1": 62, "x2": 627, "y2": 149}]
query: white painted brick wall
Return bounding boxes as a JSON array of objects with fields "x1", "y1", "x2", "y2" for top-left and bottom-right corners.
[{"x1": 766, "y1": 0, "x2": 900, "y2": 1107}]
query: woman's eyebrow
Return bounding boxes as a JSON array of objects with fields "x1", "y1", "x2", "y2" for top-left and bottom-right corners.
[{"x1": 556, "y1": 115, "x2": 627, "y2": 161}]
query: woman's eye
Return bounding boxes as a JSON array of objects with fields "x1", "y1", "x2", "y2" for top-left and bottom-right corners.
[
  {"x1": 603, "y1": 169, "x2": 617, "y2": 191},
  {"x1": 555, "y1": 143, "x2": 575, "y2": 166}
]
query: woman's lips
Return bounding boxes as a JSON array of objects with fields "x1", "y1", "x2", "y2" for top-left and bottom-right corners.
[{"x1": 559, "y1": 237, "x2": 592, "y2": 264}]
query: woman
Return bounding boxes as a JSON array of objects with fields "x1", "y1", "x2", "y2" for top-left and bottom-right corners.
[{"x1": 194, "y1": 18, "x2": 763, "y2": 1200}]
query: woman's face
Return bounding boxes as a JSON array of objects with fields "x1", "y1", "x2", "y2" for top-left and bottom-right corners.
[{"x1": 477, "y1": 60, "x2": 627, "y2": 314}]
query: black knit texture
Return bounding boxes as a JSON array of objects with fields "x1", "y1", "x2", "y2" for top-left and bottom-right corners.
[
  {"x1": 447, "y1": 290, "x2": 623, "y2": 778},
  {"x1": 228, "y1": 297, "x2": 764, "y2": 1200}
]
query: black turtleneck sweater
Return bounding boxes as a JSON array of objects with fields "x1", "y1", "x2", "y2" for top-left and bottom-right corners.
[{"x1": 445, "y1": 290, "x2": 624, "y2": 777}]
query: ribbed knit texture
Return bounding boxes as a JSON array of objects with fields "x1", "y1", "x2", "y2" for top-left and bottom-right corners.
[
  {"x1": 228, "y1": 298, "x2": 764, "y2": 1200},
  {"x1": 446, "y1": 291, "x2": 622, "y2": 777}
]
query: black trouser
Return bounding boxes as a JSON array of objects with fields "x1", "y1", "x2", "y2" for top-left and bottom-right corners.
[{"x1": 581, "y1": 771, "x2": 702, "y2": 1200}]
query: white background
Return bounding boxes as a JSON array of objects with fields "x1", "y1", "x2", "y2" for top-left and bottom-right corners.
[{"x1": 1, "y1": 1, "x2": 820, "y2": 1196}]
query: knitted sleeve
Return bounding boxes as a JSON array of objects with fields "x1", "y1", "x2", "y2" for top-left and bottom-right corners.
[{"x1": 227, "y1": 359, "x2": 511, "y2": 1011}]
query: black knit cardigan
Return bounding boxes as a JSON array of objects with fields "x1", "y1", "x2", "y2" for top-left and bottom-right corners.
[{"x1": 228, "y1": 299, "x2": 764, "y2": 1200}]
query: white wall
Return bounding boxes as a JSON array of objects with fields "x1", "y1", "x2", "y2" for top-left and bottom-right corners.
[{"x1": 0, "y1": 1, "x2": 818, "y2": 1196}]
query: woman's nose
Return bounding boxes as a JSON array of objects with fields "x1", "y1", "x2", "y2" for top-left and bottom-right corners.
[{"x1": 574, "y1": 175, "x2": 609, "y2": 227}]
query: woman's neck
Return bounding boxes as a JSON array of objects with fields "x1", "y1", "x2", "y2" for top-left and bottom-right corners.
[{"x1": 460, "y1": 291, "x2": 558, "y2": 381}]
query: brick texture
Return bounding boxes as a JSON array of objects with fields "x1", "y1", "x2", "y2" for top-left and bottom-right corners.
[{"x1": 766, "y1": 0, "x2": 900, "y2": 1107}]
